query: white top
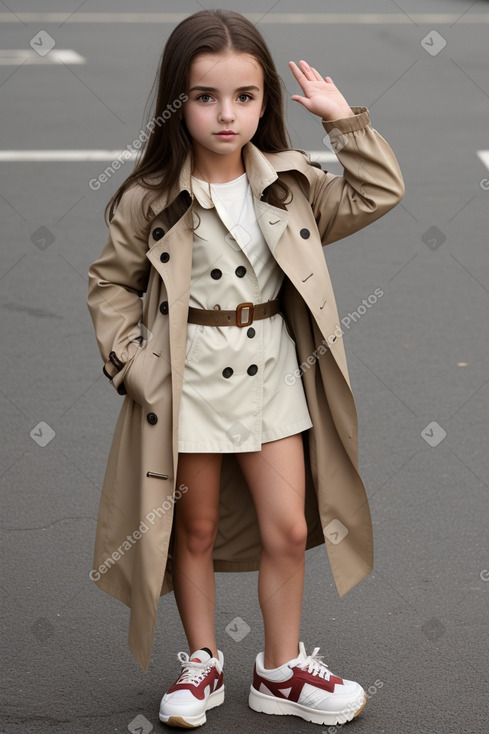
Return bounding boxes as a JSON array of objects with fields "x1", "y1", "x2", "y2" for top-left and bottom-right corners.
[
  {"x1": 188, "y1": 173, "x2": 282, "y2": 309},
  {"x1": 177, "y1": 173, "x2": 312, "y2": 453}
]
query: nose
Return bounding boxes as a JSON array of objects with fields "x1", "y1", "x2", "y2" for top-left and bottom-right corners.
[{"x1": 218, "y1": 99, "x2": 235, "y2": 123}]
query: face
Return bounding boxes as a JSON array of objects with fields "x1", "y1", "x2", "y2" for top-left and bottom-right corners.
[{"x1": 183, "y1": 51, "x2": 266, "y2": 167}]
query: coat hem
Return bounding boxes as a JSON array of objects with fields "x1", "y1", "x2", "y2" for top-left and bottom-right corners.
[
  {"x1": 177, "y1": 417, "x2": 313, "y2": 453},
  {"x1": 93, "y1": 576, "x2": 132, "y2": 608}
]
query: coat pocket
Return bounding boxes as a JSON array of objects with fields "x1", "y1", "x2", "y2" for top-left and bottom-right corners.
[{"x1": 122, "y1": 345, "x2": 148, "y2": 405}]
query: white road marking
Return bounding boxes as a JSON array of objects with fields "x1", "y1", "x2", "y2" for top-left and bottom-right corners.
[
  {"x1": 0, "y1": 150, "x2": 336, "y2": 163},
  {"x1": 1, "y1": 13, "x2": 489, "y2": 24},
  {"x1": 0, "y1": 151, "x2": 487, "y2": 170},
  {"x1": 0, "y1": 49, "x2": 85, "y2": 65},
  {"x1": 0, "y1": 151, "x2": 137, "y2": 161},
  {"x1": 477, "y1": 151, "x2": 489, "y2": 170}
]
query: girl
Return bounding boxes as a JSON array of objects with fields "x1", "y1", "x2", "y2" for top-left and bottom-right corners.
[{"x1": 87, "y1": 8, "x2": 404, "y2": 729}]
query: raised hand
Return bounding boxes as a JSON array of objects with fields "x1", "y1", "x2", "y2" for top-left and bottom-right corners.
[{"x1": 289, "y1": 60, "x2": 354, "y2": 121}]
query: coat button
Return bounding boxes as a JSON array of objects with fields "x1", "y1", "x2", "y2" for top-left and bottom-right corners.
[
  {"x1": 153, "y1": 228, "x2": 165, "y2": 240},
  {"x1": 300, "y1": 228, "x2": 310, "y2": 239},
  {"x1": 247, "y1": 364, "x2": 258, "y2": 376},
  {"x1": 160, "y1": 252, "x2": 170, "y2": 263},
  {"x1": 235, "y1": 266, "x2": 246, "y2": 278},
  {"x1": 247, "y1": 327, "x2": 255, "y2": 338},
  {"x1": 211, "y1": 268, "x2": 222, "y2": 280},
  {"x1": 222, "y1": 367, "x2": 233, "y2": 378},
  {"x1": 159, "y1": 301, "x2": 168, "y2": 315},
  {"x1": 147, "y1": 412, "x2": 158, "y2": 425}
]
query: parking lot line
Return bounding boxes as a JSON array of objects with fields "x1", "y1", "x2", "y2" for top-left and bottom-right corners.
[
  {"x1": 1, "y1": 13, "x2": 489, "y2": 24},
  {"x1": 477, "y1": 151, "x2": 489, "y2": 170},
  {"x1": 0, "y1": 49, "x2": 85, "y2": 65},
  {"x1": 1, "y1": 150, "x2": 488, "y2": 168},
  {"x1": 0, "y1": 151, "x2": 138, "y2": 161}
]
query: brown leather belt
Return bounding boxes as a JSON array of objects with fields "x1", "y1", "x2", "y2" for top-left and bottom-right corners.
[{"x1": 187, "y1": 300, "x2": 280, "y2": 327}]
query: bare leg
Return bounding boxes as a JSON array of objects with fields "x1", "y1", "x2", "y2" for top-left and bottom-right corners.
[
  {"x1": 172, "y1": 452, "x2": 222, "y2": 658},
  {"x1": 236, "y1": 434, "x2": 307, "y2": 669}
]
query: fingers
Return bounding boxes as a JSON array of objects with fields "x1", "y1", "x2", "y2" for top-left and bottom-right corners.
[
  {"x1": 299, "y1": 60, "x2": 316, "y2": 81},
  {"x1": 288, "y1": 60, "x2": 306, "y2": 84},
  {"x1": 289, "y1": 59, "x2": 330, "y2": 85},
  {"x1": 289, "y1": 59, "x2": 316, "y2": 82},
  {"x1": 307, "y1": 63, "x2": 324, "y2": 82}
]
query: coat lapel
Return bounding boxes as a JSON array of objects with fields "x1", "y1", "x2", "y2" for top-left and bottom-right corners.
[
  {"x1": 253, "y1": 198, "x2": 289, "y2": 253},
  {"x1": 146, "y1": 213, "x2": 194, "y2": 391},
  {"x1": 144, "y1": 141, "x2": 350, "y2": 388}
]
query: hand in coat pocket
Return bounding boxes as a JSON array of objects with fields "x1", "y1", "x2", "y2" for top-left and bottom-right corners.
[{"x1": 122, "y1": 344, "x2": 149, "y2": 406}]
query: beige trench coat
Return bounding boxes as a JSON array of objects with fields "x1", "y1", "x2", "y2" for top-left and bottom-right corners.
[{"x1": 87, "y1": 106, "x2": 404, "y2": 673}]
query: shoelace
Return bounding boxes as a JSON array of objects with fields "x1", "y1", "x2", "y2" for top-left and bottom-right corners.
[
  {"x1": 175, "y1": 652, "x2": 212, "y2": 686},
  {"x1": 295, "y1": 646, "x2": 332, "y2": 679}
]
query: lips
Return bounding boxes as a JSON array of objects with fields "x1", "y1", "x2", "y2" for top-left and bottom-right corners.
[{"x1": 215, "y1": 131, "x2": 237, "y2": 137}]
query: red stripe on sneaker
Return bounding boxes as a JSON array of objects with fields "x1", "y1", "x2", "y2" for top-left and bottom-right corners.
[
  {"x1": 167, "y1": 668, "x2": 223, "y2": 700},
  {"x1": 253, "y1": 665, "x2": 343, "y2": 702}
]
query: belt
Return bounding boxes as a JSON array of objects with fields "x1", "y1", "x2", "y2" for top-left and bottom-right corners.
[{"x1": 187, "y1": 299, "x2": 280, "y2": 327}]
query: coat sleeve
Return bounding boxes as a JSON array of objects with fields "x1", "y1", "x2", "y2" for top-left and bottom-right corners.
[
  {"x1": 87, "y1": 184, "x2": 151, "y2": 393},
  {"x1": 306, "y1": 106, "x2": 405, "y2": 246}
]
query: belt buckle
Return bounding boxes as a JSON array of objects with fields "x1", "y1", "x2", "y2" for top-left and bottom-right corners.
[{"x1": 236, "y1": 302, "x2": 254, "y2": 327}]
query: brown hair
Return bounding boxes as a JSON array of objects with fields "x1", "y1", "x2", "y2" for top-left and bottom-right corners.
[{"x1": 105, "y1": 9, "x2": 293, "y2": 224}]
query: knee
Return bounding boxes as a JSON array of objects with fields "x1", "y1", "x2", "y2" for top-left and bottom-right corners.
[
  {"x1": 263, "y1": 518, "x2": 308, "y2": 557},
  {"x1": 176, "y1": 517, "x2": 218, "y2": 556}
]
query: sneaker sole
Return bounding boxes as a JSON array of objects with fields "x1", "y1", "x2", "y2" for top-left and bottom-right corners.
[
  {"x1": 248, "y1": 686, "x2": 367, "y2": 726},
  {"x1": 159, "y1": 686, "x2": 225, "y2": 728}
]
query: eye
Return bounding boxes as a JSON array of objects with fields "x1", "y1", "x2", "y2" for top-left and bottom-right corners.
[
  {"x1": 237, "y1": 93, "x2": 253, "y2": 103},
  {"x1": 197, "y1": 93, "x2": 213, "y2": 103}
]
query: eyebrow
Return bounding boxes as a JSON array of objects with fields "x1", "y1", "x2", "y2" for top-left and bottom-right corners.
[{"x1": 188, "y1": 85, "x2": 261, "y2": 93}]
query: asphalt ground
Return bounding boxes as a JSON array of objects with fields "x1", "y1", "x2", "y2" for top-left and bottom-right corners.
[{"x1": 1, "y1": 1, "x2": 488, "y2": 733}]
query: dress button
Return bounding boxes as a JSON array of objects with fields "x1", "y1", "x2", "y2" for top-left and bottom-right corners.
[
  {"x1": 152, "y1": 227, "x2": 165, "y2": 240},
  {"x1": 147, "y1": 412, "x2": 158, "y2": 425},
  {"x1": 300, "y1": 228, "x2": 310, "y2": 239},
  {"x1": 159, "y1": 301, "x2": 168, "y2": 315},
  {"x1": 160, "y1": 252, "x2": 170, "y2": 263},
  {"x1": 222, "y1": 367, "x2": 233, "y2": 379},
  {"x1": 247, "y1": 327, "x2": 255, "y2": 338},
  {"x1": 247, "y1": 364, "x2": 258, "y2": 376},
  {"x1": 211, "y1": 268, "x2": 222, "y2": 280},
  {"x1": 235, "y1": 266, "x2": 246, "y2": 278}
]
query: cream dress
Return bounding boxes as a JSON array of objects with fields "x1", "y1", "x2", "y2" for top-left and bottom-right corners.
[{"x1": 177, "y1": 172, "x2": 313, "y2": 453}]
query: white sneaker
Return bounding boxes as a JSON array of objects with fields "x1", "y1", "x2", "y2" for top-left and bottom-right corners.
[
  {"x1": 249, "y1": 641, "x2": 366, "y2": 726},
  {"x1": 159, "y1": 648, "x2": 224, "y2": 728}
]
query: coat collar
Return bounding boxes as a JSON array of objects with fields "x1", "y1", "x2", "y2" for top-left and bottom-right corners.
[{"x1": 146, "y1": 141, "x2": 313, "y2": 217}]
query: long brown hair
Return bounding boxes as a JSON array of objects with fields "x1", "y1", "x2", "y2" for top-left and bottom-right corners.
[{"x1": 105, "y1": 9, "x2": 293, "y2": 224}]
